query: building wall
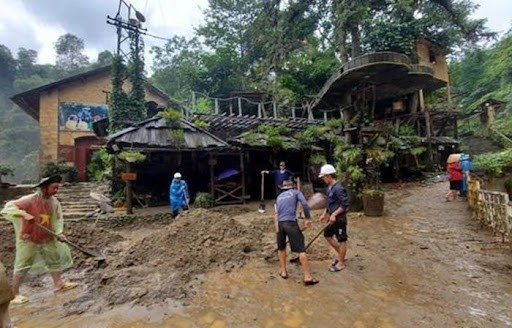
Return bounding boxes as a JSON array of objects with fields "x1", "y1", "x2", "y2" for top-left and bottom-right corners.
[
  {"x1": 415, "y1": 40, "x2": 449, "y2": 84},
  {"x1": 38, "y1": 71, "x2": 169, "y2": 168}
]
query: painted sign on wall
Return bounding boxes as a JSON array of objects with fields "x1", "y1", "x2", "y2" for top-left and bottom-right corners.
[{"x1": 59, "y1": 102, "x2": 108, "y2": 131}]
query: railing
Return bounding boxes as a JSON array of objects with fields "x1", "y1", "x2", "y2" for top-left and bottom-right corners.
[{"x1": 468, "y1": 178, "x2": 512, "y2": 248}]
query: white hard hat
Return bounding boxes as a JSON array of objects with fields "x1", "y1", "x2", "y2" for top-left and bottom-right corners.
[
  {"x1": 318, "y1": 164, "x2": 336, "y2": 178},
  {"x1": 174, "y1": 172, "x2": 182, "y2": 178}
]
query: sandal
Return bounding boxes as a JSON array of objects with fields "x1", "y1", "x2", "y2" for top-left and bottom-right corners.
[
  {"x1": 11, "y1": 294, "x2": 29, "y2": 304},
  {"x1": 303, "y1": 279, "x2": 319, "y2": 286},
  {"x1": 54, "y1": 282, "x2": 78, "y2": 293},
  {"x1": 329, "y1": 265, "x2": 345, "y2": 272}
]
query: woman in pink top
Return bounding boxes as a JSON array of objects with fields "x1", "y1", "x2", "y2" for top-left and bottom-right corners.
[{"x1": 445, "y1": 161, "x2": 463, "y2": 201}]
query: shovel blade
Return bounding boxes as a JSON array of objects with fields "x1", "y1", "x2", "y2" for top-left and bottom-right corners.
[{"x1": 258, "y1": 203, "x2": 266, "y2": 213}]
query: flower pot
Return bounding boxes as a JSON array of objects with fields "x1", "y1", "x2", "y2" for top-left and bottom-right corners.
[
  {"x1": 362, "y1": 192, "x2": 384, "y2": 217},
  {"x1": 346, "y1": 185, "x2": 363, "y2": 212}
]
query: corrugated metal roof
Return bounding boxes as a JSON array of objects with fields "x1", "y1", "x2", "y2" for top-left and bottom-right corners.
[{"x1": 107, "y1": 116, "x2": 230, "y2": 150}]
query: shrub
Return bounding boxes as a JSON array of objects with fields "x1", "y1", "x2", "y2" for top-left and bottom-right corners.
[
  {"x1": 41, "y1": 160, "x2": 78, "y2": 182},
  {"x1": 0, "y1": 162, "x2": 15, "y2": 183},
  {"x1": 194, "y1": 192, "x2": 213, "y2": 208}
]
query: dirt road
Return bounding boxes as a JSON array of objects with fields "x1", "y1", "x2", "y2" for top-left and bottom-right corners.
[{"x1": 3, "y1": 181, "x2": 512, "y2": 327}]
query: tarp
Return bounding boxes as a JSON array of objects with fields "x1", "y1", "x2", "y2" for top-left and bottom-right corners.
[{"x1": 217, "y1": 168, "x2": 240, "y2": 181}]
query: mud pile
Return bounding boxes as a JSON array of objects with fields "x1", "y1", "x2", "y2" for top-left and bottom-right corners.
[
  {"x1": 0, "y1": 222, "x2": 15, "y2": 272},
  {"x1": 65, "y1": 222, "x2": 125, "y2": 268},
  {"x1": 0, "y1": 221, "x2": 124, "y2": 274},
  {"x1": 66, "y1": 207, "x2": 271, "y2": 314}
]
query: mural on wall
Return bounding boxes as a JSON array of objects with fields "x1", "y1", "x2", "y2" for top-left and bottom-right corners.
[{"x1": 59, "y1": 102, "x2": 108, "y2": 131}]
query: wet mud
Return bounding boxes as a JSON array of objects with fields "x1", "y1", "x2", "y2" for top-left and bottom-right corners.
[{"x1": 2, "y1": 181, "x2": 512, "y2": 327}]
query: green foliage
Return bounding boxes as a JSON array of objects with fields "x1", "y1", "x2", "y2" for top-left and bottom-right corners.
[
  {"x1": 168, "y1": 129, "x2": 185, "y2": 147},
  {"x1": 41, "y1": 160, "x2": 78, "y2": 182},
  {"x1": 161, "y1": 109, "x2": 182, "y2": 123},
  {"x1": 192, "y1": 119, "x2": 210, "y2": 129},
  {"x1": 410, "y1": 146, "x2": 427, "y2": 156},
  {"x1": 118, "y1": 151, "x2": 147, "y2": 163},
  {"x1": 473, "y1": 149, "x2": 512, "y2": 177},
  {"x1": 87, "y1": 148, "x2": 113, "y2": 182},
  {"x1": 54, "y1": 33, "x2": 89, "y2": 73},
  {"x1": 128, "y1": 30, "x2": 146, "y2": 123},
  {"x1": 193, "y1": 192, "x2": 213, "y2": 208},
  {"x1": 0, "y1": 162, "x2": 15, "y2": 183},
  {"x1": 309, "y1": 153, "x2": 326, "y2": 165}
]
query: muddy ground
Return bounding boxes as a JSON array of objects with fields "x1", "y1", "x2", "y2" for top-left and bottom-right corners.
[{"x1": 1, "y1": 181, "x2": 512, "y2": 327}]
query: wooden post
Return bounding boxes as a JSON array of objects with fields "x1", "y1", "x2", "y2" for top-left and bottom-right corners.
[
  {"x1": 215, "y1": 99, "x2": 219, "y2": 114},
  {"x1": 238, "y1": 97, "x2": 242, "y2": 116},
  {"x1": 342, "y1": 92, "x2": 352, "y2": 143},
  {"x1": 209, "y1": 153, "x2": 215, "y2": 203},
  {"x1": 240, "y1": 151, "x2": 246, "y2": 204},
  {"x1": 273, "y1": 102, "x2": 277, "y2": 118},
  {"x1": 126, "y1": 161, "x2": 133, "y2": 214},
  {"x1": 419, "y1": 89, "x2": 434, "y2": 169}
]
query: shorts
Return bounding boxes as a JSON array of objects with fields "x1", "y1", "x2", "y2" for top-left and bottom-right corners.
[
  {"x1": 449, "y1": 180, "x2": 462, "y2": 191},
  {"x1": 276, "y1": 221, "x2": 305, "y2": 253},
  {"x1": 15, "y1": 239, "x2": 62, "y2": 273},
  {"x1": 323, "y1": 215, "x2": 348, "y2": 242}
]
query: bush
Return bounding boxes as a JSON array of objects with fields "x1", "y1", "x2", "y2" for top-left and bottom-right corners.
[
  {"x1": 0, "y1": 162, "x2": 15, "y2": 184},
  {"x1": 193, "y1": 192, "x2": 213, "y2": 208},
  {"x1": 41, "y1": 160, "x2": 78, "y2": 182}
]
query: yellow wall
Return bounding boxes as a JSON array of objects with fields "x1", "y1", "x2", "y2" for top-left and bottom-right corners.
[
  {"x1": 38, "y1": 71, "x2": 169, "y2": 164},
  {"x1": 415, "y1": 40, "x2": 449, "y2": 84}
]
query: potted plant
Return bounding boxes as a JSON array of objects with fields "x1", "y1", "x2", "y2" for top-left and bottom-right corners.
[{"x1": 361, "y1": 147, "x2": 394, "y2": 217}]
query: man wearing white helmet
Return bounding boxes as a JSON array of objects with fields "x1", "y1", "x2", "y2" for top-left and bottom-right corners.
[
  {"x1": 318, "y1": 164, "x2": 349, "y2": 272},
  {"x1": 169, "y1": 172, "x2": 190, "y2": 217}
]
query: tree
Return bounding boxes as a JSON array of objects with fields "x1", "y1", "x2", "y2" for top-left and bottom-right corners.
[
  {"x1": 16, "y1": 48, "x2": 38, "y2": 78},
  {"x1": 54, "y1": 33, "x2": 89, "y2": 72},
  {"x1": 151, "y1": 36, "x2": 206, "y2": 100},
  {"x1": 0, "y1": 45, "x2": 16, "y2": 93}
]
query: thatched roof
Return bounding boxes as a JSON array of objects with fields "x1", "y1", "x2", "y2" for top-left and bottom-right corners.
[{"x1": 106, "y1": 116, "x2": 230, "y2": 152}]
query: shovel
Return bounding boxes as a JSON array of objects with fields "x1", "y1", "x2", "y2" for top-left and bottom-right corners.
[
  {"x1": 290, "y1": 223, "x2": 330, "y2": 263},
  {"x1": 258, "y1": 172, "x2": 266, "y2": 213},
  {"x1": 34, "y1": 222, "x2": 106, "y2": 263}
]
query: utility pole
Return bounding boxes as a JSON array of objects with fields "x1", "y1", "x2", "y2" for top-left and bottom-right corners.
[
  {"x1": 107, "y1": 0, "x2": 146, "y2": 58},
  {"x1": 106, "y1": 1, "x2": 147, "y2": 215}
]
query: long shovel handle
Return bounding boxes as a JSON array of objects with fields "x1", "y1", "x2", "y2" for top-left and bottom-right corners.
[
  {"x1": 304, "y1": 223, "x2": 331, "y2": 252},
  {"x1": 260, "y1": 173, "x2": 265, "y2": 202},
  {"x1": 34, "y1": 222, "x2": 103, "y2": 259}
]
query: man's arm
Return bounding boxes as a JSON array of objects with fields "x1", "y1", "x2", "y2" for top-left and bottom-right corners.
[
  {"x1": 331, "y1": 186, "x2": 349, "y2": 217},
  {"x1": 297, "y1": 192, "x2": 311, "y2": 219}
]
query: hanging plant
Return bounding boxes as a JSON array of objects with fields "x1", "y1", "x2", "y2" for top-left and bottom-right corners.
[{"x1": 118, "y1": 151, "x2": 146, "y2": 163}]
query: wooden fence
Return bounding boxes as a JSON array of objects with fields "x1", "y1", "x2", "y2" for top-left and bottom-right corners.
[{"x1": 468, "y1": 178, "x2": 512, "y2": 248}]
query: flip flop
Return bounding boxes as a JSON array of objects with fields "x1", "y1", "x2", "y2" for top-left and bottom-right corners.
[
  {"x1": 329, "y1": 266, "x2": 345, "y2": 272},
  {"x1": 54, "y1": 282, "x2": 78, "y2": 293},
  {"x1": 279, "y1": 271, "x2": 289, "y2": 280},
  {"x1": 11, "y1": 294, "x2": 29, "y2": 304},
  {"x1": 303, "y1": 279, "x2": 319, "y2": 286}
]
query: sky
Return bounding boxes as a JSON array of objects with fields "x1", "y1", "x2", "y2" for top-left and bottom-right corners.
[{"x1": 0, "y1": 0, "x2": 510, "y2": 67}]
